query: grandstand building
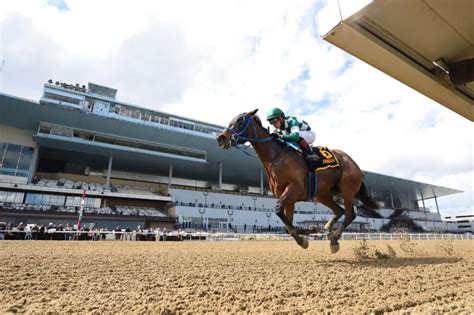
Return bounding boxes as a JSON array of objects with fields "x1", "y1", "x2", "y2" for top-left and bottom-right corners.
[{"x1": 0, "y1": 81, "x2": 466, "y2": 233}]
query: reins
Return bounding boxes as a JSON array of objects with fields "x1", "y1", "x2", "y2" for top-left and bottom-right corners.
[{"x1": 225, "y1": 115, "x2": 273, "y2": 148}]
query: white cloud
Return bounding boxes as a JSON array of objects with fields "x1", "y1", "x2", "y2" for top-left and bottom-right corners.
[{"x1": 0, "y1": 0, "x2": 472, "y2": 216}]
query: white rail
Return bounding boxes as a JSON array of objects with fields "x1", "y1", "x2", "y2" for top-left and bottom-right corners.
[{"x1": 0, "y1": 230, "x2": 472, "y2": 241}]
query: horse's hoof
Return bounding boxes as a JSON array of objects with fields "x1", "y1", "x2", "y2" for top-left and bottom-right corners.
[
  {"x1": 297, "y1": 236, "x2": 309, "y2": 249},
  {"x1": 330, "y1": 243, "x2": 340, "y2": 253}
]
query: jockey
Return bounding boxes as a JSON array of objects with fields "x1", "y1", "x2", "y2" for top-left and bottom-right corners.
[{"x1": 266, "y1": 108, "x2": 320, "y2": 164}]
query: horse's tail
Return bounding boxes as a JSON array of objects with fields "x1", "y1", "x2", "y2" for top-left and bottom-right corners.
[{"x1": 356, "y1": 182, "x2": 379, "y2": 210}]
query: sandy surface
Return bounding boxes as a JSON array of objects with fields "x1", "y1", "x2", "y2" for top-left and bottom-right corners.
[{"x1": 1, "y1": 239, "x2": 473, "y2": 314}]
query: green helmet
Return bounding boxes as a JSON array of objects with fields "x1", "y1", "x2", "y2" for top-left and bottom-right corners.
[{"x1": 266, "y1": 108, "x2": 285, "y2": 121}]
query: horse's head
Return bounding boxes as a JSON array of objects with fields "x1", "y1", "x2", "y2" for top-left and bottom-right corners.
[{"x1": 216, "y1": 109, "x2": 260, "y2": 149}]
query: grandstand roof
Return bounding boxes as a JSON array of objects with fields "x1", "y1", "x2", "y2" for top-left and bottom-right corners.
[
  {"x1": 317, "y1": 0, "x2": 473, "y2": 121},
  {"x1": 0, "y1": 92, "x2": 462, "y2": 201}
]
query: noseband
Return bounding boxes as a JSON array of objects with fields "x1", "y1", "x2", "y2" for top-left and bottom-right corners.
[{"x1": 225, "y1": 116, "x2": 273, "y2": 147}]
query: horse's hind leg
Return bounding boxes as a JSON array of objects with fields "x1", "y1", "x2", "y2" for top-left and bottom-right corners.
[
  {"x1": 332, "y1": 194, "x2": 357, "y2": 240},
  {"x1": 316, "y1": 194, "x2": 345, "y2": 253},
  {"x1": 316, "y1": 194, "x2": 344, "y2": 233}
]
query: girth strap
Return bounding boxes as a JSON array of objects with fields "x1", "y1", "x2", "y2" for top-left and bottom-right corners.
[{"x1": 307, "y1": 171, "x2": 318, "y2": 200}]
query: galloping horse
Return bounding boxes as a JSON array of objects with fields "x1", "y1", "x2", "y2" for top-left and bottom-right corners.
[{"x1": 216, "y1": 109, "x2": 378, "y2": 252}]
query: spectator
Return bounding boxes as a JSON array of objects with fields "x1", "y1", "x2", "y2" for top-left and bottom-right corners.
[
  {"x1": 56, "y1": 224, "x2": 64, "y2": 241},
  {"x1": 17, "y1": 222, "x2": 25, "y2": 240},
  {"x1": 162, "y1": 228, "x2": 167, "y2": 241},
  {"x1": 24, "y1": 225, "x2": 32, "y2": 240},
  {"x1": 31, "y1": 224, "x2": 39, "y2": 240},
  {"x1": 0, "y1": 222, "x2": 6, "y2": 240},
  {"x1": 135, "y1": 225, "x2": 144, "y2": 241},
  {"x1": 64, "y1": 223, "x2": 72, "y2": 240},
  {"x1": 124, "y1": 226, "x2": 131, "y2": 241},
  {"x1": 101, "y1": 228, "x2": 107, "y2": 240},
  {"x1": 114, "y1": 226, "x2": 122, "y2": 240},
  {"x1": 155, "y1": 227, "x2": 161, "y2": 242},
  {"x1": 38, "y1": 224, "x2": 46, "y2": 240},
  {"x1": 47, "y1": 223, "x2": 56, "y2": 240}
]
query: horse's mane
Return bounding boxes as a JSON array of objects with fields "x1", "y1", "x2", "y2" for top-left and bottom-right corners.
[{"x1": 253, "y1": 115, "x2": 270, "y2": 135}]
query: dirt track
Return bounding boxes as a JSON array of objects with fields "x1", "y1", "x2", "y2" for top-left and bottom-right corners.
[{"x1": 1, "y1": 239, "x2": 473, "y2": 313}]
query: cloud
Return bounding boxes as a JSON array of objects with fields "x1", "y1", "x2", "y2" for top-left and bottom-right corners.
[{"x1": 0, "y1": 0, "x2": 471, "y2": 216}]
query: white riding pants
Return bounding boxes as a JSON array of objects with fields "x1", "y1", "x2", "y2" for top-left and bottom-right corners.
[{"x1": 299, "y1": 130, "x2": 316, "y2": 144}]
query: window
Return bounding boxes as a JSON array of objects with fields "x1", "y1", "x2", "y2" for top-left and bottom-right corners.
[
  {"x1": 150, "y1": 115, "x2": 161, "y2": 123},
  {"x1": 5, "y1": 192, "x2": 23, "y2": 203},
  {"x1": 130, "y1": 110, "x2": 141, "y2": 119},
  {"x1": 159, "y1": 117, "x2": 169, "y2": 125},
  {"x1": 3, "y1": 144, "x2": 21, "y2": 169},
  {"x1": 44, "y1": 92, "x2": 81, "y2": 105},
  {"x1": 141, "y1": 111, "x2": 151, "y2": 121},
  {"x1": 51, "y1": 125, "x2": 73, "y2": 137},
  {"x1": 0, "y1": 143, "x2": 6, "y2": 166},
  {"x1": 110, "y1": 104, "x2": 121, "y2": 114},
  {"x1": 0, "y1": 190, "x2": 7, "y2": 202},
  {"x1": 120, "y1": 107, "x2": 133, "y2": 118},
  {"x1": 39, "y1": 124, "x2": 51, "y2": 134},
  {"x1": 17, "y1": 147, "x2": 33, "y2": 171}
]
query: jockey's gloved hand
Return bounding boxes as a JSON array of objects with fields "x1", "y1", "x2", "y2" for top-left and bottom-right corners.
[{"x1": 271, "y1": 132, "x2": 283, "y2": 139}]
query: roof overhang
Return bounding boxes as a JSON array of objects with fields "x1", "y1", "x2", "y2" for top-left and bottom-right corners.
[
  {"x1": 317, "y1": 0, "x2": 474, "y2": 121},
  {"x1": 363, "y1": 171, "x2": 462, "y2": 200}
]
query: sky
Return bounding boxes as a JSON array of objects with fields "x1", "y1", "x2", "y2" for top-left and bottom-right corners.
[{"x1": 0, "y1": 0, "x2": 472, "y2": 217}]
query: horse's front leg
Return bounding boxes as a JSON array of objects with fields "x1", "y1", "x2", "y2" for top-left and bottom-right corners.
[{"x1": 275, "y1": 186, "x2": 308, "y2": 249}]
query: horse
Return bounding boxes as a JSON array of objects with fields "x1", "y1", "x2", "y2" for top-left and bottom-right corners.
[{"x1": 216, "y1": 109, "x2": 378, "y2": 252}]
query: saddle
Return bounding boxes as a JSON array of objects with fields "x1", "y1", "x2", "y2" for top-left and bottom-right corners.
[{"x1": 276, "y1": 139, "x2": 339, "y2": 171}]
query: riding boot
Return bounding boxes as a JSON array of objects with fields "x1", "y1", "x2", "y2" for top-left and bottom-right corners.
[{"x1": 298, "y1": 138, "x2": 320, "y2": 165}]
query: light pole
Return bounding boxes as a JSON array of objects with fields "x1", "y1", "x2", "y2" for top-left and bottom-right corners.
[
  {"x1": 266, "y1": 212, "x2": 271, "y2": 229},
  {"x1": 202, "y1": 191, "x2": 209, "y2": 207},
  {"x1": 198, "y1": 208, "x2": 206, "y2": 230},
  {"x1": 252, "y1": 196, "x2": 257, "y2": 210},
  {"x1": 227, "y1": 210, "x2": 234, "y2": 231}
]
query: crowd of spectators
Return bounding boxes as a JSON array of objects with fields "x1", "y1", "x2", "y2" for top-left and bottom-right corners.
[{"x1": 0, "y1": 222, "x2": 177, "y2": 241}]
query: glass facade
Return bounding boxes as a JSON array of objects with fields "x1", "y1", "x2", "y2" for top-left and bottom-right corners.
[
  {"x1": 38, "y1": 123, "x2": 207, "y2": 160},
  {"x1": 0, "y1": 191, "x2": 24, "y2": 203},
  {"x1": 0, "y1": 143, "x2": 34, "y2": 177},
  {"x1": 25, "y1": 193, "x2": 66, "y2": 206},
  {"x1": 65, "y1": 195, "x2": 101, "y2": 208},
  {"x1": 22, "y1": 193, "x2": 101, "y2": 208},
  {"x1": 106, "y1": 102, "x2": 221, "y2": 135},
  {"x1": 43, "y1": 92, "x2": 81, "y2": 105},
  {"x1": 44, "y1": 85, "x2": 223, "y2": 136}
]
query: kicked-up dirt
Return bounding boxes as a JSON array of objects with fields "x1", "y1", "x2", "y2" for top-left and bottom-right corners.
[{"x1": 0, "y1": 239, "x2": 473, "y2": 313}]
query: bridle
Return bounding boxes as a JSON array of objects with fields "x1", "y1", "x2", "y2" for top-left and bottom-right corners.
[{"x1": 225, "y1": 115, "x2": 273, "y2": 147}]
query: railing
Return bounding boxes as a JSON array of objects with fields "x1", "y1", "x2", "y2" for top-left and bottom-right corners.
[{"x1": 1, "y1": 230, "x2": 472, "y2": 241}]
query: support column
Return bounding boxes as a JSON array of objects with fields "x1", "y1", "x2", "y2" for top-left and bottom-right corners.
[
  {"x1": 168, "y1": 164, "x2": 173, "y2": 190},
  {"x1": 260, "y1": 169, "x2": 264, "y2": 196},
  {"x1": 434, "y1": 195, "x2": 440, "y2": 216},
  {"x1": 105, "y1": 155, "x2": 113, "y2": 190},
  {"x1": 218, "y1": 162, "x2": 223, "y2": 190},
  {"x1": 27, "y1": 145, "x2": 40, "y2": 184},
  {"x1": 390, "y1": 191, "x2": 394, "y2": 208},
  {"x1": 419, "y1": 188, "x2": 426, "y2": 212}
]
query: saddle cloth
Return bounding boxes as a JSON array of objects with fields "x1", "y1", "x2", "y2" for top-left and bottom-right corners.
[{"x1": 312, "y1": 146, "x2": 340, "y2": 171}]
